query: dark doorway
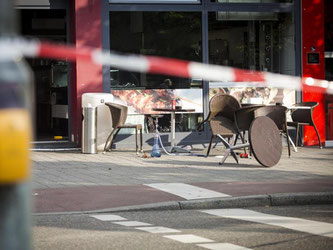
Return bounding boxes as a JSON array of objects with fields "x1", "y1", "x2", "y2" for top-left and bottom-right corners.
[{"x1": 19, "y1": 9, "x2": 68, "y2": 141}]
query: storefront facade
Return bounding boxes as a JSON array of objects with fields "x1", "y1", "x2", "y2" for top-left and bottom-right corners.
[{"x1": 15, "y1": 0, "x2": 331, "y2": 148}]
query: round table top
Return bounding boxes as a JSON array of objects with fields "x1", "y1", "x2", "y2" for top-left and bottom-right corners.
[
  {"x1": 152, "y1": 108, "x2": 196, "y2": 112},
  {"x1": 249, "y1": 116, "x2": 282, "y2": 168}
]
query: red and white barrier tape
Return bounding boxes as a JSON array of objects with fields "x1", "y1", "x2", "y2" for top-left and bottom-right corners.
[{"x1": 0, "y1": 37, "x2": 332, "y2": 94}]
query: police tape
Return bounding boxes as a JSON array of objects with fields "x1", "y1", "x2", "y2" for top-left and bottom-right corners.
[{"x1": 0, "y1": 36, "x2": 332, "y2": 94}]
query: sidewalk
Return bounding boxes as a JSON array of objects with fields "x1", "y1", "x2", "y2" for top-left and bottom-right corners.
[{"x1": 31, "y1": 146, "x2": 333, "y2": 214}]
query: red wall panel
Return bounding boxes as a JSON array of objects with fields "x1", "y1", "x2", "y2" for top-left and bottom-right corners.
[
  {"x1": 70, "y1": 0, "x2": 103, "y2": 144},
  {"x1": 302, "y1": 0, "x2": 325, "y2": 146}
]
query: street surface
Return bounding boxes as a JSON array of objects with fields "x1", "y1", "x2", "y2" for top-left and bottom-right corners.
[{"x1": 33, "y1": 204, "x2": 333, "y2": 250}]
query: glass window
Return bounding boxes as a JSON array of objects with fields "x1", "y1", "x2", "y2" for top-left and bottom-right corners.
[
  {"x1": 211, "y1": 0, "x2": 292, "y2": 3},
  {"x1": 208, "y1": 12, "x2": 296, "y2": 105},
  {"x1": 110, "y1": 12, "x2": 202, "y2": 90},
  {"x1": 110, "y1": 0, "x2": 200, "y2": 3},
  {"x1": 110, "y1": 12, "x2": 203, "y2": 133}
]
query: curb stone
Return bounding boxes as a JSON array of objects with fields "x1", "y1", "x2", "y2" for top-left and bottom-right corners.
[{"x1": 33, "y1": 191, "x2": 333, "y2": 216}]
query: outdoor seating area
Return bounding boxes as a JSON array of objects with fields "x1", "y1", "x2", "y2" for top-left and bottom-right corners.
[
  {"x1": 199, "y1": 94, "x2": 322, "y2": 167},
  {"x1": 101, "y1": 94, "x2": 322, "y2": 168}
]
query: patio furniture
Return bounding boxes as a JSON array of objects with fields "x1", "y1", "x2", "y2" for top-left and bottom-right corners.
[
  {"x1": 215, "y1": 114, "x2": 282, "y2": 167},
  {"x1": 198, "y1": 93, "x2": 242, "y2": 157},
  {"x1": 249, "y1": 116, "x2": 282, "y2": 167},
  {"x1": 103, "y1": 102, "x2": 143, "y2": 154},
  {"x1": 234, "y1": 104, "x2": 265, "y2": 155},
  {"x1": 151, "y1": 108, "x2": 195, "y2": 155},
  {"x1": 254, "y1": 105, "x2": 291, "y2": 157},
  {"x1": 287, "y1": 102, "x2": 322, "y2": 148}
]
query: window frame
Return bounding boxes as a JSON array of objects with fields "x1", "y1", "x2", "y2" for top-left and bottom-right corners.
[{"x1": 102, "y1": 0, "x2": 300, "y2": 145}]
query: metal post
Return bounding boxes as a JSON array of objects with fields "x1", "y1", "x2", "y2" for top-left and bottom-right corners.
[{"x1": 0, "y1": 1, "x2": 33, "y2": 249}]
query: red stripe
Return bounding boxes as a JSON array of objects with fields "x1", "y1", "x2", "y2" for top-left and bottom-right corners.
[
  {"x1": 39, "y1": 42, "x2": 92, "y2": 63},
  {"x1": 233, "y1": 68, "x2": 266, "y2": 82},
  {"x1": 147, "y1": 56, "x2": 190, "y2": 78}
]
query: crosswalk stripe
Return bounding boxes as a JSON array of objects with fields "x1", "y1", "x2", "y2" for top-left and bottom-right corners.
[
  {"x1": 197, "y1": 243, "x2": 252, "y2": 250},
  {"x1": 164, "y1": 234, "x2": 214, "y2": 243},
  {"x1": 113, "y1": 221, "x2": 152, "y2": 227},
  {"x1": 145, "y1": 183, "x2": 230, "y2": 200},
  {"x1": 90, "y1": 214, "x2": 127, "y2": 221},
  {"x1": 201, "y1": 208, "x2": 333, "y2": 238},
  {"x1": 135, "y1": 226, "x2": 181, "y2": 234}
]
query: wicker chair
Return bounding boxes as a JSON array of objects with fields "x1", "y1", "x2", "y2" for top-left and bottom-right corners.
[
  {"x1": 254, "y1": 105, "x2": 291, "y2": 157},
  {"x1": 287, "y1": 102, "x2": 322, "y2": 148},
  {"x1": 103, "y1": 102, "x2": 143, "y2": 154},
  {"x1": 198, "y1": 93, "x2": 242, "y2": 157}
]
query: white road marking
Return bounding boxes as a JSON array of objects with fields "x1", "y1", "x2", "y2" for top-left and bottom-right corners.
[
  {"x1": 90, "y1": 214, "x2": 127, "y2": 221},
  {"x1": 164, "y1": 234, "x2": 214, "y2": 244},
  {"x1": 113, "y1": 221, "x2": 152, "y2": 227},
  {"x1": 198, "y1": 243, "x2": 252, "y2": 250},
  {"x1": 201, "y1": 208, "x2": 333, "y2": 238},
  {"x1": 145, "y1": 183, "x2": 230, "y2": 200},
  {"x1": 135, "y1": 226, "x2": 181, "y2": 234}
]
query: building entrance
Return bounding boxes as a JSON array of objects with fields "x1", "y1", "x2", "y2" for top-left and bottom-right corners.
[{"x1": 19, "y1": 9, "x2": 69, "y2": 141}]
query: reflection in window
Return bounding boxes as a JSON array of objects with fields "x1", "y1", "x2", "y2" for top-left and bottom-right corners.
[
  {"x1": 110, "y1": 12, "x2": 203, "y2": 133},
  {"x1": 208, "y1": 12, "x2": 295, "y2": 106},
  {"x1": 110, "y1": 11, "x2": 202, "y2": 90}
]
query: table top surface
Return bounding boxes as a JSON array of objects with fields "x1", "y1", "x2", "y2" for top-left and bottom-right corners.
[
  {"x1": 249, "y1": 116, "x2": 282, "y2": 168},
  {"x1": 152, "y1": 108, "x2": 196, "y2": 112}
]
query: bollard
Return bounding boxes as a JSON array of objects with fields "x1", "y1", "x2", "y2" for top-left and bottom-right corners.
[{"x1": 82, "y1": 106, "x2": 97, "y2": 154}]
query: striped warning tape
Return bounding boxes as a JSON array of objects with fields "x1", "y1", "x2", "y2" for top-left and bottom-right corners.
[{"x1": 0, "y1": 36, "x2": 332, "y2": 94}]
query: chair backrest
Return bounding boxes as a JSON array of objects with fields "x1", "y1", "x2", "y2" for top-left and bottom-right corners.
[
  {"x1": 291, "y1": 102, "x2": 318, "y2": 125},
  {"x1": 105, "y1": 102, "x2": 128, "y2": 128},
  {"x1": 208, "y1": 93, "x2": 241, "y2": 121},
  {"x1": 254, "y1": 105, "x2": 288, "y2": 131}
]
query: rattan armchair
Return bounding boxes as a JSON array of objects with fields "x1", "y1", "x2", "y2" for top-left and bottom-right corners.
[
  {"x1": 103, "y1": 102, "x2": 143, "y2": 154},
  {"x1": 287, "y1": 102, "x2": 322, "y2": 148},
  {"x1": 198, "y1": 93, "x2": 242, "y2": 157}
]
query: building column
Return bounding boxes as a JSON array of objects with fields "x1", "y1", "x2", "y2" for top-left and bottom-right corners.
[
  {"x1": 69, "y1": 0, "x2": 103, "y2": 145},
  {"x1": 302, "y1": 0, "x2": 325, "y2": 146}
]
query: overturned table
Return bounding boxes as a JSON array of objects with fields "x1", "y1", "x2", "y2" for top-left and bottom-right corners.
[{"x1": 219, "y1": 115, "x2": 282, "y2": 167}]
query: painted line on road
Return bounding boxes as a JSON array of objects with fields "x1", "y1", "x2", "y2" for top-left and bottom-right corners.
[
  {"x1": 113, "y1": 221, "x2": 152, "y2": 227},
  {"x1": 135, "y1": 226, "x2": 181, "y2": 234},
  {"x1": 90, "y1": 214, "x2": 127, "y2": 221},
  {"x1": 198, "y1": 242, "x2": 252, "y2": 250},
  {"x1": 145, "y1": 183, "x2": 230, "y2": 200},
  {"x1": 164, "y1": 234, "x2": 214, "y2": 243},
  {"x1": 200, "y1": 208, "x2": 333, "y2": 238}
]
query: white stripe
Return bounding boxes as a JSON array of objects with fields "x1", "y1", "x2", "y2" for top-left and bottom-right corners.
[
  {"x1": 135, "y1": 226, "x2": 181, "y2": 234},
  {"x1": 188, "y1": 62, "x2": 235, "y2": 82},
  {"x1": 328, "y1": 82, "x2": 333, "y2": 94},
  {"x1": 201, "y1": 209, "x2": 333, "y2": 238},
  {"x1": 197, "y1": 243, "x2": 252, "y2": 250},
  {"x1": 164, "y1": 234, "x2": 214, "y2": 244},
  {"x1": 264, "y1": 72, "x2": 302, "y2": 90},
  {"x1": 91, "y1": 50, "x2": 150, "y2": 73},
  {"x1": 90, "y1": 214, "x2": 127, "y2": 221},
  {"x1": 0, "y1": 38, "x2": 40, "y2": 60},
  {"x1": 113, "y1": 221, "x2": 152, "y2": 227},
  {"x1": 145, "y1": 183, "x2": 230, "y2": 200}
]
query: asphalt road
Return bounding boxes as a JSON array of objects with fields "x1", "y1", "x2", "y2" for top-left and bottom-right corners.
[{"x1": 33, "y1": 205, "x2": 333, "y2": 250}]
